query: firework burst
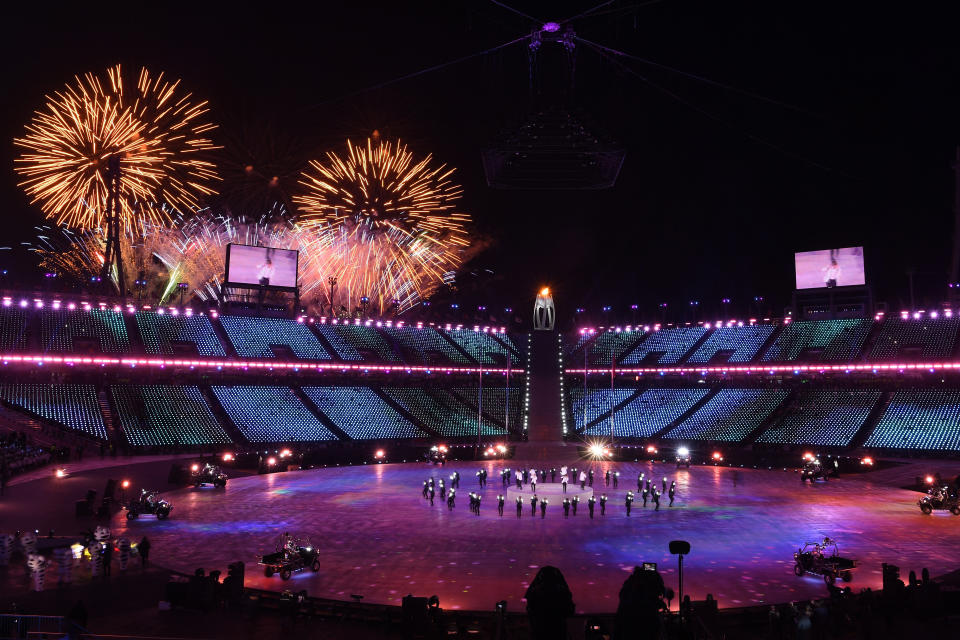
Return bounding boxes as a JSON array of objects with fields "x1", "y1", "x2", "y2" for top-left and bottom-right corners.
[
  {"x1": 295, "y1": 138, "x2": 471, "y2": 311},
  {"x1": 14, "y1": 65, "x2": 218, "y2": 232}
]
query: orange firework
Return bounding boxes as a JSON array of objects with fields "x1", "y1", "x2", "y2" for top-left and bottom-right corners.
[
  {"x1": 295, "y1": 138, "x2": 471, "y2": 309},
  {"x1": 14, "y1": 65, "x2": 218, "y2": 232}
]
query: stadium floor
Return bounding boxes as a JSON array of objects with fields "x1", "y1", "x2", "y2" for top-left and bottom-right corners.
[{"x1": 112, "y1": 459, "x2": 960, "y2": 614}]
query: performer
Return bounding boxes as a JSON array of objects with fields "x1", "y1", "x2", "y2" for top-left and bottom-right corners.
[
  {"x1": 605, "y1": 470, "x2": 611, "y2": 486},
  {"x1": 669, "y1": 481, "x2": 676, "y2": 507},
  {"x1": 530, "y1": 475, "x2": 537, "y2": 493},
  {"x1": 641, "y1": 485, "x2": 649, "y2": 508},
  {"x1": 477, "y1": 470, "x2": 483, "y2": 488},
  {"x1": 652, "y1": 488, "x2": 661, "y2": 511},
  {"x1": 637, "y1": 473, "x2": 644, "y2": 492},
  {"x1": 561, "y1": 476, "x2": 568, "y2": 493},
  {"x1": 540, "y1": 469, "x2": 547, "y2": 483},
  {"x1": 588, "y1": 496, "x2": 596, "y2": 519},
  {"x1": 516, "y1": 496, "x2": 523, "y2": 518},
  {"x1": 625, "y1": 491, "x2": 634, "y2": 516},
  {"x1": 563, "y1": 499, "x2": 571, "y2": 518},
  {"x1": 588, "y1": 469, "x2": 594, "y2": 487},
  {"x1": 475, "y1": 493, "x2": 482, "y2": 514},
  {"x1": 501, "y1": 469, "x2": 508, "y2": 488},
  {"x1": 613, "y1": 472, "x2": 619, "y2": 489},
  {"x1": 447, "y1": 489, "x2": 456, "y2": 511},
  {"x1": 579, "y1": 471, "x2": 587, "y2": 490},
  {"x1": 530, "y1": 495, "x2": 538, "y2": 517},
  {"x1": 600, "y1": 494, "x2": 607, "y2": 516},
  {"x1": 551, "y1": 468, "x2": 557, "y2": 483},
  {"x1": 516, "y1": 469, "x2": 523, "y2": 489},
  {"x1": 429, "y1": 486, "x2": 435, "y2": 506},
  {"x1": 560, "y1": 465, "x2": 568, "y2": 480},
  {"x1": 497, "y1": 494, "x2": 505, "y2": 516},
  {"x1": 571, "y1": 496, "x2": 579, "y2": 516},
  {"x1": 439, "y1": 479, "x2": 446, "y2": 499},
  {"x1": 452, "y1": 471, "x2": 460, "y2": 489},
  {"x1": 423, "y1": 480, "x2": 429, "y2": 499},
  {"x1": 540, "y1": 499, "x2": 548, "y2": 518},
  {"x1": 662, "y1": 477, "x2": 668, "y2": 493}
]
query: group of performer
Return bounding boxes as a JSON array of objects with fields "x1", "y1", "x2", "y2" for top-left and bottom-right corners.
[{"x1": 419, "y1": 467, "x2": 679, "y2": 517}]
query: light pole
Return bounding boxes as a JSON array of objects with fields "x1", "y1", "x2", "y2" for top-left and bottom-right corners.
[
  {"x1": 327, "y1": 276, "x2": 337, "y2": 316},
  {"x1": 177, "y1": 282, "x2": 189, "y2": 306}
]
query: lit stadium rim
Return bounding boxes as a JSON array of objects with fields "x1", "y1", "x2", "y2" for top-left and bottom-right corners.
[{"x1": 570, "y1": 362, "x2": 960, "y2": 375}]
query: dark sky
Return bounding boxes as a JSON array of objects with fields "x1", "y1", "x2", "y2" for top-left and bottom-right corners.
[{"x1": 3, "y1": 1, "x2": 960, "y2": 326}]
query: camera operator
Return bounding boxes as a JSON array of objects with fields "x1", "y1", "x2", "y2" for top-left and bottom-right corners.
[{"x1": 615, "y1": 564, "x2": 666, "y2": 640}]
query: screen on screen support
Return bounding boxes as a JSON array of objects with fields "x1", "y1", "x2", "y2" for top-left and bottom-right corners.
[
  {"x1": 794, "y1": 247, "x2": 865, "y2": 290},
  {"x1": 225, "y1": 244, "x2": 298, "y2": 289}
]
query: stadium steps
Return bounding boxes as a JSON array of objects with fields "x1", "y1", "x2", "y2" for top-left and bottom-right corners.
[
  {"x1": 122, "y1": 313, "x2": 147, "y2": 355},
  {"x1": 208, "y1": 317, "x2": 241, "y2": 359},
  {"x1": 425, "y1": 387, "x2": 501, "y2": 437},
  {"x1": 742, "y1": 388, "x2": 798, "y2": 445},
  {"x1": 578, "y1": 388, "x2": 644, "y2": 433},
  {"x1": 858, "y1": 321, "x2": 885, "y2": 362},
  {"x1": 847, "y1": 390, "x2": 894, "y2": 450},
  {"x1": 444, "y1": 387, "x2": 510, "y2": 433},
  {"x1": 435, "y1": 331, "x2": 478, "y2": 365},
  {"x1": 492, "y1": 332, "x2": 524, "y2": 363},
  {"x1": 371, "y1": 388, "x2": 441, "y2": 438},
  {"x1": 197, "y1": 385, "x2": 245, "y2": 444},
  {"x1": 289, "y1": 386, "x2": 350, "y2": 441},
  {"x1": 753, "y1": 325, "x2": 786, "y2": 362},
  {"x1": 97, "y1": 389, "x2": 117, "y2": 443},
  {"x1": 615, "y1": 333, "x2": 651, "y2": 366},
  {"x1": 647, "y1": 386, "x2": 721, "y2": 441},
  {"x1": 0, "y1": 403, "x2": 59, "y2": 448},
  {"x1": 308, "y1": 324, "x2": 344, "y2": 363},
  {"x1": 676, "y1": 329, "x2": 716, "y2": 364}
]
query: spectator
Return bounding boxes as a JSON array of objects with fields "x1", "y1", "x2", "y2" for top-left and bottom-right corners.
[
  {"x1": 525, "y1": 566, "x2": 574, "y2": 640},
  {"x1": 139, "y1": 536, "x2": 151, "y2": 569},
  {"x1": 615, "y1": 566, "x2": 665, "y2": 640}
]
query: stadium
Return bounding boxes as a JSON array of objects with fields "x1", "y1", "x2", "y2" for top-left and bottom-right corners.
[{"x1": 3, "y1": 3, "x2": 960, "y2": 640}]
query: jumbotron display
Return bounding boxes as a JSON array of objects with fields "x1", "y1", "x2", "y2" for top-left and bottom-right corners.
[
  {"x1": 226, "y1": 244, "x2": 298, "y2": 288},
  {"x1": 794, "y1": 247, "x2": 865, "y2": 289}
]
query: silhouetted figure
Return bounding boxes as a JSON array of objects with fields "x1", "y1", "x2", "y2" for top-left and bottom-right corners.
[
  {"x1": 614, "y1": 566, "x2": 665, "y2": 640},
  {"x1": 625, "y1": 492, "x2": 634, "y2": 516},
  {"x1": 530, "y1": 495, "x2": 538, "y2": 517},
  {"x1": 563, "y1": 499, "x2": 571, "y2": 518},
  {"x1": 613, "y1": 472, "x2": 619, "y2": 489},
  {"x1": 588, "y1": 469, "x2": 594, "y2": 486},
  {"x1": 497, "y1": 494, "x2": 505, "y2": 516},
  {"x1": 525, "y1": 566, "x2": 575, "y2": 640},
  {"x1": 138, "y1": 536, "x2": 150, "y2": 569},
  {"x1": 605, "y1": 470, "x2": 611, "y2": 486},
  {"x1": 588, "y1": 496, "x2": 596, "y2": 519},
  {"x1": 669, "y1": 482, "x2": 676, "y2": 507},
  {"x1": 516, "y1": 496, "x2": 523, "y2": 518},
  {"x1": 540, "y1": 499, "x2": 547, "y2": 518},
  {"x1": 572, "y1": 496, "x2": 579, "y2": 516},
  {"x1": 600, "y1": 495, "x2": 607, "y2": 516}
]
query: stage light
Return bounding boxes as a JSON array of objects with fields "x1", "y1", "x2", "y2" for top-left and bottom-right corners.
[
  {"x1": 54, "y1": 468, "x2": 66, "y2": 478},
  {"x1": 438, "y1": 445, "x2": 448, "y2": 453},
  {"x1": 712, "y1": 451, "x2": 723, "y2": 461},
  {"x1": 860, "y1": 457, "x2": 874, "y2": 466},
  {"x1": 191, "y1": 464, "x2": 199, "y2": 472},
  {"x1": 677, "y1": 447, "x2": 690, "y2": 457},
  {"x1": 646, "y1": 445, "x2": 658, "y2": 454},
  {"x1": 496, "y1": 444, "x2": 507, "y2": 453},
  {"x1": 222, "y1": 453, "x2": 234, "y2": 462},
  {"x1": 279, "y1": 449, "x2": 292, "y2": 458},
  {"x1": 374, "y1": 449, "x2": 385, "y2": 460},
  {"x1": 121, "y1": 480, "x2": 130, "y2": 488},
  {"x1": 267, "y1": 457, "x2": 277, "y2": 466},
  {"x1": 802, "y1": 452, "x2": 815, "y2": 461},
  {"x1": 925, "y1": 475, "x2": 934, "y2": 484}
]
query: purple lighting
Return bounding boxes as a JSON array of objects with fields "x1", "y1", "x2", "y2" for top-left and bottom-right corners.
[{"x1": 542, "y1": 21, "x2": 560, "y2": 32}]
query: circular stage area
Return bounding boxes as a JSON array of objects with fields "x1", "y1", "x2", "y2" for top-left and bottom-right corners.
[
  {"x1": 113, "y1": 460, "x2": 960, "y2": 613},
  {"x1": 505, "y1": 482, "x2": 594, "y2": 502}
]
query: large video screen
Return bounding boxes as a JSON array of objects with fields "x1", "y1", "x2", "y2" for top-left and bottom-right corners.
[
  {"x1": 225, "y1": 244, "x2": 298, "y2": 289},
  {"x1": 794, "y1": 247, "x2": 865, "y2": 290}
]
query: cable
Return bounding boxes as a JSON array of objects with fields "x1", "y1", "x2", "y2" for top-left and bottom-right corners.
[
  {"x1": 305, "y1": 34, "x2": 530, "y2": 111},
  {"x1": 488, "y1": 0, "x2": 541, "y2": 24},
  {"x1": 578, "y1": 36, "x2": 817, "y2": 117},
  {"x1": 580, "y1": 40, "x2": 845, "y2": 175},
  {"x1": 566, "y1": 1, "x2": 665, "y2": 21},
  {"x1": 560, "y1": 0, "x2": 617, "y2": 24}
]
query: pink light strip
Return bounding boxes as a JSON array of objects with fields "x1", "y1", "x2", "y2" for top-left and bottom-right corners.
[
  {"x1": 0, "y1": 354, "x2": 521, "y2": 376},
  {"x1": 568, "y1": 362, "x2": 957, "y2": 375}
]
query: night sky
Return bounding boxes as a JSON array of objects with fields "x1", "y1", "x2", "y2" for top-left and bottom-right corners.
[{"x1": 3, "y1": 1, "x2": 960, "y2": 327}]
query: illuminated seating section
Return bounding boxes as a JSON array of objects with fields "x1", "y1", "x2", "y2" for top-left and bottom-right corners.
[
  {"x1": 450, "y1": 387, "x2": 524, "y2": 432},
  {"x1": 41, "y1": 309, "x2": 129, "y2": 353},
  {"x1": 495, "y1": 333, "x2": 526, "y2": 360},
  {"x1": 579, "y1": 330, "x2": 647, "y2": 366},
  {"x1": 313, "y1": 325, "x2": 362, "y2": 360},
  {"x1": 316, "y1": 324, "x2": 402, "y2": 361},
  {"x1": 757, "y1": 390, "x2": 881, "y2": 446},
  {"x1": 441, "y1": 329, "x2": 514, "y2": 365},
  {"x1": 664, "y1": 389, "x2": 789, "y2": 442},
  {"x1": 0, "y1": 384, "x2": 106, "y2": 439},
  {"x1": 588, "y1": 388, "x2": 711, "y2": 438},
  {"x1": 0, "y1": 308, "x2": 29, "y2": 352},
  {"x1": 213, "y1": 385, "x2": 336, "y2": 442},
  {"x1": 135, "y1": 312, "x2": 226, "y2": 356},
  {"x1": 687, "y1": 325, "x2": 775, "y2": 364},
  {"x1": 111, "y1": 385, "x2": 231, "y2": 447},
  {"x1": 865, "y1": 390, "x2": 960, "y2": 451},
  {"x1": 762, "y1": 319, "x2": 871, "y2": 362},
  {"x1": 383, "y1": 387, "x2": 507, "y2": 437},
  {"x1": 869, "y1": 318, "x2": 960, "y2": 361},
  {"x1": 569, "y1": 388, "x2": 635, "y2": 431},
  {"x1": 382, "y1": 327, "x2": 470, "y2": 364},
  {"x1": 219, "y1": 316, "x2": 332, "y2": 360},
  {"x1": 620, "y1": 327, "x2": 708, "y2": 365},
  {"x1": 302, "y1": 386, "x2": 426, "y2": 439}
]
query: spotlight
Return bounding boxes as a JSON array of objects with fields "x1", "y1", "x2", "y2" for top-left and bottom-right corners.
[
  {"x1": 374, "y1": 449, "x2": 386, "y2": 460},
  {"x1": 279, "y1": 449, "x2": 292, "y2": 458},
  {"x1": 712, "y1": 451, "x2": 723, "y2": 462},
  {"x1": 860, "y1": 457, "x2": 874, "y2": 466},
  {"x1": 121, "y1": 480, "x2": 130, "y2": 488},
  {"x1": 222, "y1": 453, "x2": 234, "y2": 462},
  {"x1": 267, "y1": 457, "x2": 277, "y2": 466},
  {"x1": 677, "y1": 447, "x2": 690, "y2": 458},
  {"x1": 802, "y1": 452, "x2": 815, "y2": 461},
  {"x1": 191, "y1": 464, "x2": 199, "y2": 472},
  {"x1": 646, "y1": 445, "x2": 658, "y2": 454},
  {"x1": 54, "y1": 468, "x2": 67, "y2": 478},
  {"x1": 925, "y1": 475, "x2": 934, "y2": 484}
]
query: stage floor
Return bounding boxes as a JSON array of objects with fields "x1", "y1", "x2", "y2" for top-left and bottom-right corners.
[{"x1": 112, "y1": 460, "x2": 960, "y2": 613}]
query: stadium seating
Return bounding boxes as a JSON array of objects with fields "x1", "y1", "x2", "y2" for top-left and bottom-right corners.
[
  {"x1": 0, "y1": 383, "x2": 106, "y2": 439},
  {"x1": 569, "y1": 388, "x2": 635, "y2": 431},
  {"x1": 442, "y1": 329, "x2": 515, "y2": 365},
  {"x1": 0, "y1": 307, "x2": 29, "y2": 352},
  {"x1": 41, "y1": 309, "x2": 130, "y2": 353},
  {"x1": 686, "y1": 325, "x2": 775, "y2": 364},
  {"x1": 865, "y1": 390, "x2": 960, "y2": 451},
  {"x1": 136, "y1": 312, "x2": 226, "y2": 356},
  {"x1": 869, "y1": 318, "x2": 960, "y2": 361},
  {"x1": 383, "y1": 387, "x2": 507, "y2": 437},
  {"x1": 576, "y1": 330, "x2": 647, "y2": 366},
  {"x1": 219, "y1": 316, "x2": 332, "y2": 360},
  {"x1": 756, "y1": 390, "x2": 880, "y2": 446},
  {"x1": 111, "y1": 385, "x2": 231, "y2": 447},
  {"x1": 565, "y1": 333, "x2": 594, "y2": 357},
  {"x1": 586, "y1": 388, "x2": 711, "y2": 438},
  {"x1": 302, "y1": 386, "x2": 426, "y2": 439},
  {"x1": 664, "y1": 388, "x2": 789, "y2": 442},
  {"x1": 212, "y1": 385, "x2": 337, "y2": 443},
  {"x1": 761, "y1": 319, "x2": 871, "y2": 362},
  {"x1": 381, "y1": 327, "x2": 470, "y2": 364},
  {"x1": 450, "y1": 387, "x2": 524, "y2": 432},
  {"x1": 329, "y1": 325, "x2": 400, "y2": 362},
  {"x1": 620, "y1": 327, "x2": 708, "y2": 365}
]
